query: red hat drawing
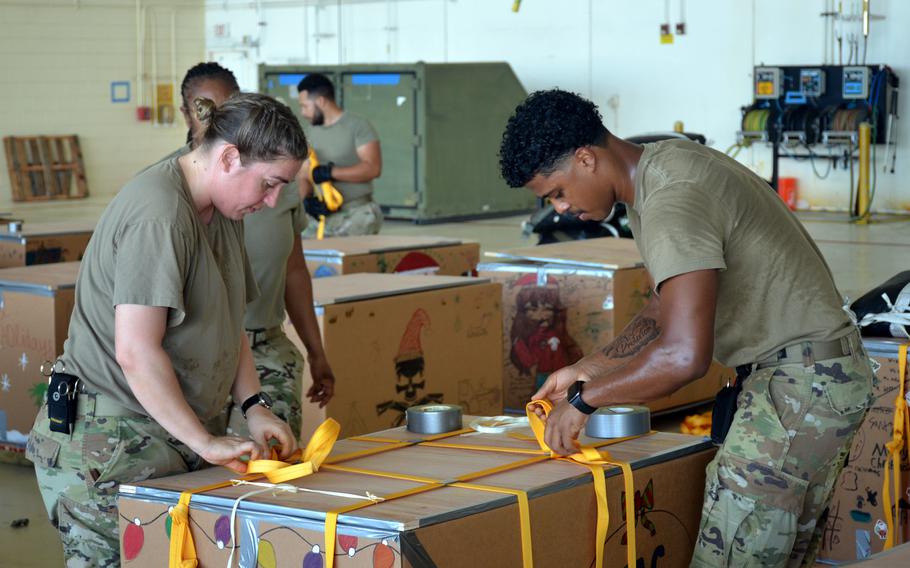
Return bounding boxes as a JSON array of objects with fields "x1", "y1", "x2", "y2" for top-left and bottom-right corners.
[
  {"x1": 393, "y1": 252, "x2": 440, "y2": 275},
  {"x1": 395, "y1": 309, "x2": 431, "y2": 378}
]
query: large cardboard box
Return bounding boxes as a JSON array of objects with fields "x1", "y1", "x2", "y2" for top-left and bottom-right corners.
[
  {"x1": 842, "y1": 541, "x2": 910, "y2": 566},
  {"x1": 478, "y1": 239, "x2": 734, "y2": 414},
  {"x1": 118, "y1": 422, "x2": 715, "y2": 567},
  {"x1": 818, "y1": 338, "x2": 910, "y2": 563},
  {"x1": 285, "y1": 273, "x2": 503, "y2": 439},
  {"x1": 0, "y1": 262, "x2": 79, "y2": 452},
  {"x1": 303, "y1": 236, "x2": 480, "y2": 278},
  {"x1": 0, "y1": 221, "x2": 94, "y2": 268}
]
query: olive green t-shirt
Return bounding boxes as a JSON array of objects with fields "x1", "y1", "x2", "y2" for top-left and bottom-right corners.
[
  {"x1": 305, "y1": 112, "x2": 378, "y2": 203},
  {"x1": 627, "y1": 139, "x2": 852, "y2": 367},
  {"x1": 61, "y1": 156, "x2": 259, "y2": 421},
  {"x1": 243, "y1": 183, "x2": 308, "y2": 330}
]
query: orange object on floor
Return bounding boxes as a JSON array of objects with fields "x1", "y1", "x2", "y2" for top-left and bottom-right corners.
[{"x1": 778, "y1": 177, "x2": 798, "y2": 211}]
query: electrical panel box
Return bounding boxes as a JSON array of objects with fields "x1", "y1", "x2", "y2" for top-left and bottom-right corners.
[
  {"x1": 260, "y1": 63, "x2": 534, "y2": 223},
  {"x1": 843, "y1": 67, "x2": 871, "y2": 99},
  {"x1": 754, "y1": 67, "x2": 783, "y2": 99},
  {"x1": 799, "y1": 69, "x2": 826, "y2": 97}
]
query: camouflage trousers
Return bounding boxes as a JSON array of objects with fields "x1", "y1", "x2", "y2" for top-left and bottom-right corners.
[
  {"x1": 691, "y1": 342, "x2": 875, "y2": 567},
  {"x1": 26, "y1": 397, "x2": 224, "y2": 567},
  {"x1": 227, "y1": 328, "x2": 304, "y2": 441},
  {"x1": 302, "y1": 200, "x2": 383, "y2": 238}
]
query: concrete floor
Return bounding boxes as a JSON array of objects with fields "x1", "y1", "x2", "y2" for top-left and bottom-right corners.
[{"x1": 1, "y1": 204, "x2": 908, "y2": 566}]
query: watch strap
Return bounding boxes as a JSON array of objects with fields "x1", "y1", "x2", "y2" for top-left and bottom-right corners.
[
  {"x1": 568, "y1": 381, "x2": 597, "y2": 415},
  {"x1": 240, "y1": 393, "x2": 264, "y2": 418}
]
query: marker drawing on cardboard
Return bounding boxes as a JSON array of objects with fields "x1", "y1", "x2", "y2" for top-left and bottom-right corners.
[
  {"x1": 391, "y1": 251, "x2": 440, "y2": 275},
  {"x1": 509, "y1": 275, "x2": 583, "y2": 391},
  {"x1": 457, "y1": 377, "x2": 499, "y2": 414},
  {"x1": 377, "y1": 308, "x2": 443, "y2": 426}
]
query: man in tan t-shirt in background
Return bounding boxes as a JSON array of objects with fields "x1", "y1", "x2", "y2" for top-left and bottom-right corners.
[
  {"x1": 499, "y1": 90, "x2": 874, "y2": 568},
  {"x1": 296, "y1": 73, "x2": 383, "y2": 237}
]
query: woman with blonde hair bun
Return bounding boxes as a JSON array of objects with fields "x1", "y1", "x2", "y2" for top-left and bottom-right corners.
[{"x1": 26, "y1": 92, "x2": 307, "y2": 566}]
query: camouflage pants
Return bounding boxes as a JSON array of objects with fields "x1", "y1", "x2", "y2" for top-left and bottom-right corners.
[
  {"x1": 691, "y1": 347, "x2": 875, "y2": 567},
  {"x1": 26, "y1": 398, "x2": 223, "y2": 567},
  {"x1": 228, "y1": 329, "x2": 304, "y2": 441},
  {"x1": 302, "y1": 200, "x2": 383, "y2": 238}
]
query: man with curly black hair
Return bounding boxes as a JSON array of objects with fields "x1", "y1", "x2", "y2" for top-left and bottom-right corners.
[{"x1": 502, "y1": 89, "x2": 874, "y2": 567}]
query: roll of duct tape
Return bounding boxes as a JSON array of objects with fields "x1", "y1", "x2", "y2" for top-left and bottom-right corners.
[
  {"x1": 406, "y1": 404, "x2": 463, "y2": 434},
  {"x1": 585, "y1": 405, "x2": 651, "y2": 439}
]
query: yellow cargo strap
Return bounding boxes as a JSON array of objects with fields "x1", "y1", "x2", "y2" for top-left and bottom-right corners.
[
  {"x1": 308, "y1": 149, "x2": 343, "y2": 240},
  {"x1": 171, "y1": 405, "x2": 643, "y2": 568},
  {"x1": 883, "y1": 343, "x2": 909, "y2": 550},
  {"x1": 526, "y1": 399, "x2": 637, "y2": 568},
  {"x1": 168, "y1": 419, "x2": 340, "y2": 567}
]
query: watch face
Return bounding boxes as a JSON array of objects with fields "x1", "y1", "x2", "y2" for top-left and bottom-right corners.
[{"x1": 260, "y1": 392, "x2": 273, "y2": 407}]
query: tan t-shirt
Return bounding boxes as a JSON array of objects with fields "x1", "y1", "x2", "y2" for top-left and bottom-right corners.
[
  {"x1": 243, "y1": 183, "x2": 308, "y2": 330},
  {"x1": 627, "y1": 139, "x2": 852, "y2": 367},
  {"x1": 305, "y1": 112, "x2": 378, "y2": 203},
  {"x1": 62, "y1": 156, "x2": 258, "y2": 420}
]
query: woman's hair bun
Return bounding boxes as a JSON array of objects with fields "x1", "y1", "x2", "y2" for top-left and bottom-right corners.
[{"x1": 193, "y1": 97, "x2": 216, "y2": 125}]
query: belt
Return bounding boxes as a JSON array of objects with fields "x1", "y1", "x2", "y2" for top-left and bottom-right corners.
[
  {"x1": 76, "y1": 393, "x2": 145, "y2": 419},
  {"x1": 245, "y1": 326, "x2": 284, "y2": 348},
  {"x1": 754, "y1": 330, "x2": 862, "y2": 370}
]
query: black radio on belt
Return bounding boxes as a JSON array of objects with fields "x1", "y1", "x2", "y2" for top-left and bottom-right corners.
[{"x1": 46, "y1": 366, "x2": 80, "y2": 435}]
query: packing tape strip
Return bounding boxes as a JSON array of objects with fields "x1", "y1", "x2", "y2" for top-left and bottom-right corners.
[
  {"x1": 468, "y1": 415, "x2": 529, "y2": 434},
  {"x1": 406, "y1": 404, "x2": 463, "y2": 434},
  {"x1": 585, "y1": 405, "x2": 651, "y2": 439}
]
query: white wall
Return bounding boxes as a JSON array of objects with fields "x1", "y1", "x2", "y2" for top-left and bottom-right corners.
[
  {"x1": 0, "y1": 0, "x2": 205, "y2": 208},
  {"x1": 205, "y1": 0, "x2": 909, "y2": 213}
]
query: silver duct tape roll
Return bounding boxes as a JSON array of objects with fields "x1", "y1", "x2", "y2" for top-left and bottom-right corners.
[
  {"x1": 406, "y1": 404, "x2": 463, "y2": 434},
  {"x1": 585, "y1": 405, "x2": 651, "y2": 439}
]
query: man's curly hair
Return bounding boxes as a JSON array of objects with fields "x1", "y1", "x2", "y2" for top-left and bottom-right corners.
[{"x1": 499, "y1": 89, "x2": 608, "y2": 188}]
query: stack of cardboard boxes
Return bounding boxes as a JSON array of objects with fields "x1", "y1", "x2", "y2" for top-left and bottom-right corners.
[
  {"x1": 0, "y1": 262, "x2": 81, "y2": 456},
  {"x1": 0, "y1": 223, "x2": 92, "y2": 457}
]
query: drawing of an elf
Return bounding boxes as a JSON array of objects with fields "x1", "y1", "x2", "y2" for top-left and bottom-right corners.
[{"x1": 509, "y1": 274, "x2": 583, "y2": 391}]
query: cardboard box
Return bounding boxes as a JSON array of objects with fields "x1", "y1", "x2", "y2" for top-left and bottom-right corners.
[
  {"x1": 303, "y1": 236, "x2": 480, "y2": 278},
  {"x1": 478, "y1": 239, "x2": 733, "y2": 414},
  {"x1": 285, "y1": 273, "x2": 503, "y2": 439},
  {"x1": 841, "y1": 541, "x2": 910, "y2": 566},
  {"x1": 118, "y1": 422, "x2": 715, "y2": 567},
  {"x1": 0, "y1": 221, "x2": 94, "y2": 268},
  {"x1": 818, "y1": 338, "x2": 910, "y2": 563},
  {"x1": 0, "y1": 262, "x2": 79, "y2": 451}
]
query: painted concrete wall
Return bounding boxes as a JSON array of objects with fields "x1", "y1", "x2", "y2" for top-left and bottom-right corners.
[{"x1": 0, "y1": 0, "x2": 205, "y2": 208}]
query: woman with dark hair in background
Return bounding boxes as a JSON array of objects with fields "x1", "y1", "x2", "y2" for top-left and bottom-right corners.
[{"x1": 26, "y1": 92, "x2": 305, "y2": 566}]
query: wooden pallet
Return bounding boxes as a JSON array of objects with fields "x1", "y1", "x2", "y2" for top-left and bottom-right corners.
[{"x1": 3, "y1": 135, "x2": 88, "y2": 202}]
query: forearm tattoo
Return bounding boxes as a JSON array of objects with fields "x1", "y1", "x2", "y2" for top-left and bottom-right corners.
[{"x1": 602, "y1": 317, "x2": 660, "y2": 358}]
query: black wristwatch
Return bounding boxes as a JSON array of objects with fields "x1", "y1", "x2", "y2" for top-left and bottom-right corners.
[
  {"x1": 240, "y1": 392, "x2": 273, "y2": 418},
  {"x1": 566, "y1": 381, "x2": 597, "y2": 415}
]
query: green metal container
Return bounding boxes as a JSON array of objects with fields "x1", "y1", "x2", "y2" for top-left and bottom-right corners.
[{"x1": 259, "y1": 62, "x2": 536, "y2": 223}]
